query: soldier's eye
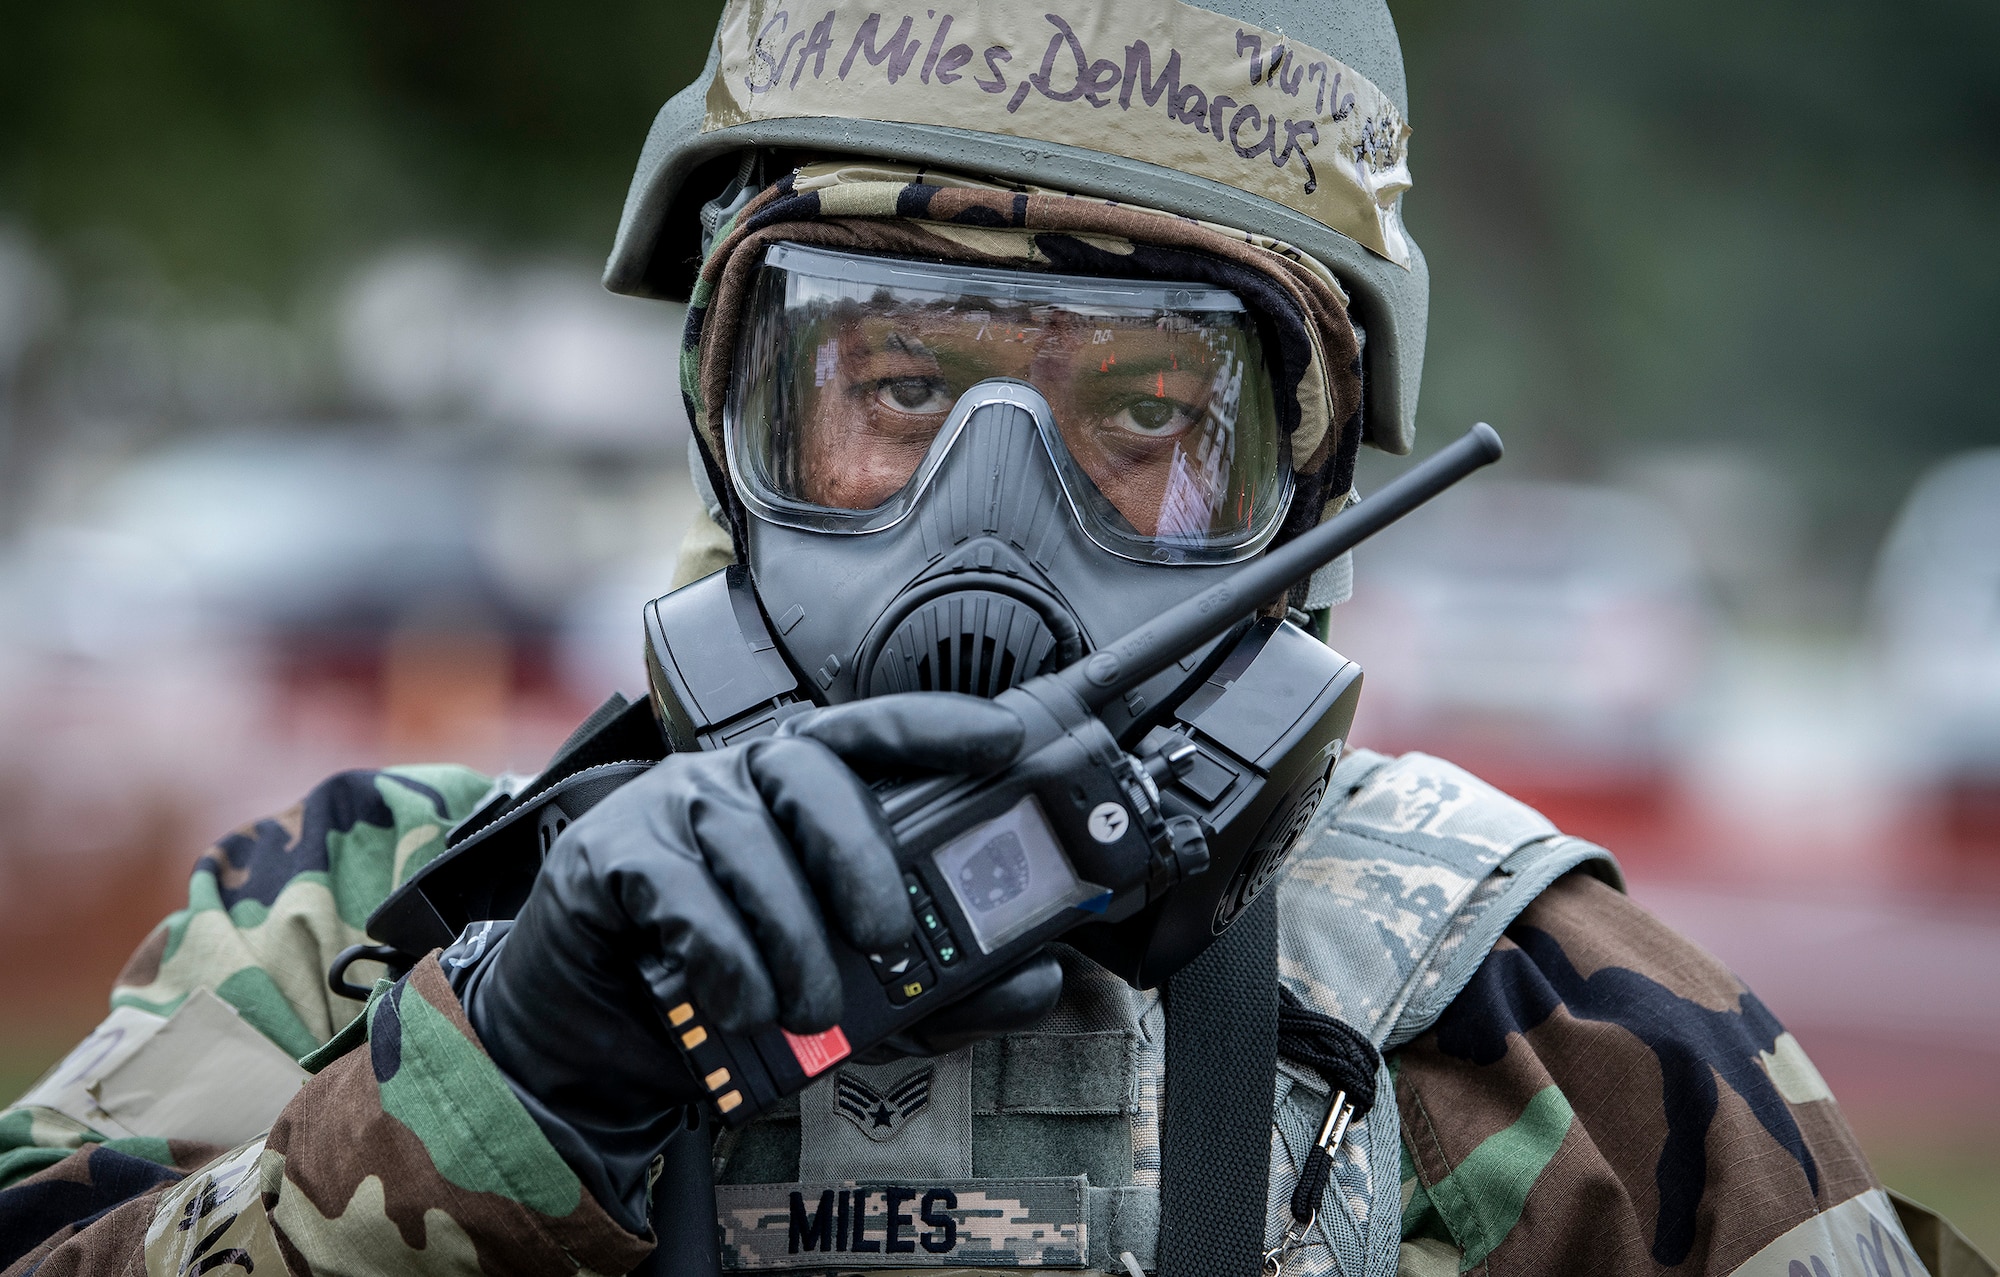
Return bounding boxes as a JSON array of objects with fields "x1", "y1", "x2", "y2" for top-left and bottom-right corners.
[
  {"x1": 1109, "y1": 398, "x2": 1198, "y2": 437},
  {"x1": 874, "y1": 377, "x2": 952, "y2": 414}
]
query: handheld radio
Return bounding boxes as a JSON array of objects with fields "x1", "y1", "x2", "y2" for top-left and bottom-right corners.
[{"x1": 353, "y1": 425, "x2": 1504, "y2": 1127}]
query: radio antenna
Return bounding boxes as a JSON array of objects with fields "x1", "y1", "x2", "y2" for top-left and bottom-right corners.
[{"x1": 1056, "y1": 423, "x2": 1504, "y2": 711}]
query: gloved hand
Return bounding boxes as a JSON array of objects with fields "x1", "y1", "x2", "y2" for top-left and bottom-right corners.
[{"x1": 455, "y1": 693, "x2": 1064, "y2": 1231}]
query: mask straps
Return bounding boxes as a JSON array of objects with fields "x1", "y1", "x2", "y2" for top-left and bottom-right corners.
[{"x1": 699, "y1": 152, "x2": 763, "y2": 260}]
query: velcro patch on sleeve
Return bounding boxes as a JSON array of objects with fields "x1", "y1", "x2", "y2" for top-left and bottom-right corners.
[
  {"x1": 17, "y1": 990, "x2": 309, "y2": 1147},
  {"x1": 716, "y1": 1177, "x2": 1088, "y2": 1269},
  {"x1": 91, "y1": 989, "x2": 308, "y2": 1147}
]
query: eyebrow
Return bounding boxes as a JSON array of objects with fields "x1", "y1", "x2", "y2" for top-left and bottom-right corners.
[{"x1": 881, "y1": 330, "x2": 938, "y2": 359}]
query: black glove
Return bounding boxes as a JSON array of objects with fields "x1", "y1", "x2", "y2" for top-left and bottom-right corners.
[{"x1": 456, "y1": 693, "x2": 1065, "y2": 1231}]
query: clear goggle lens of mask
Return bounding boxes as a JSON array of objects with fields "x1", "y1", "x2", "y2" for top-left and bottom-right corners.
[{"x1": 723, "y1": 242, "x2": 1293, "y2": 564}]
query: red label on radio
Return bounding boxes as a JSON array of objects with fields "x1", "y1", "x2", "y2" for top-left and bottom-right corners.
[{"x1": 782, "y1": 1025, "x2": 851, "y2": 1077}]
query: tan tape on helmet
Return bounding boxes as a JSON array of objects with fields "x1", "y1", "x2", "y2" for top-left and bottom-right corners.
[{"x1": 703, "y1": 0, "x2": 1413, "y2": 268}]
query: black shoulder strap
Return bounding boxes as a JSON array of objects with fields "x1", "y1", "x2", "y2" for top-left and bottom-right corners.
[
  {"x1": 443, "y1": 692, "x2": 667, "y2": 850},
  {"x1": 365, "y1": 693, "x2": 669, "y2": 957},
  {"x1": 1158, "y1": 888, "x2": 1279, "y2": 1277}
]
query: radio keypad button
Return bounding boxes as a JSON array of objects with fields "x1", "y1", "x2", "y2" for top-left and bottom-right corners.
[
  {"x1": 866, "y1": 938, "x2": 924, "y2": 986},
  {"x1": 886, "y1": 963, "x2": 937, "y2": 1006}
]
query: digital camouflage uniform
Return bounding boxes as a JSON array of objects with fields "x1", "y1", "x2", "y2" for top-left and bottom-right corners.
[{"x1": 0, "y1": 748, "x2": 1946, "y2": 1276}]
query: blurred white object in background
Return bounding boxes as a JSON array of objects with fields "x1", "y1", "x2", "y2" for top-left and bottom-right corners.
[
  {"x1": 483, "y1": 266, "x2": 688, "y2": 449},
  {"x1": 336, "y1": 250, "x2": 483, "y2": 420},
  {"x1": 86, "y1": 433, "x2": 487, "y2": 630},
  {"x1": 4, "y1": 430, "x2": 699, "y2": 648},
  {"x1": 1873, "y1": 449, "x2": 2000, "y2": 777},
  {"x1": 1617, "y1": 448, "x2": 1808, "y2": 622},
  {"x1": 557, "y1": 553, "x2": 685, "y2": 702},
  {"x1": 479, "y1": 462, "x2": 696, "y2": 622},
  {"x1": 0, "y1": 525, "x2": 210, "y2": 661},
  {"x1": 1871, "y1": 449, "x2": 2000, "y2": 856},
  {"x1": 1333, "y1": 479, "x2": 1715, "y2": 790},
  {"x1": 338, "y1": 248, "x2": 688, "y2": 450}
]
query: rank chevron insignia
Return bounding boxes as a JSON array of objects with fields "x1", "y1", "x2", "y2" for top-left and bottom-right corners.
[{"x1": 835, "y1": 1067, "x2": 932, "y2": 1141}]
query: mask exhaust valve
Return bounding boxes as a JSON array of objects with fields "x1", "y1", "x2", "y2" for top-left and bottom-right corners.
[{"x1": 860, "y1": 576, "x2": 1085, "y2": 699}]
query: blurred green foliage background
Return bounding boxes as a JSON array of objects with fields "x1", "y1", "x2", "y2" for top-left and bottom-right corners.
[{"x1": 4, "y1": 0, "x2": 1995, "y2": 553}]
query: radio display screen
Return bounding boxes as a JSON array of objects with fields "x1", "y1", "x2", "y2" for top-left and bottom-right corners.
[{"x1": 930, "y1": 796, "x2": 1099, "y2": 953}]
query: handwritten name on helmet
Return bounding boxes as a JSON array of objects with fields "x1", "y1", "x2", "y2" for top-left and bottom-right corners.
[{"x1": 706, "y1": 0, "x2": 1414, "y2": 266}]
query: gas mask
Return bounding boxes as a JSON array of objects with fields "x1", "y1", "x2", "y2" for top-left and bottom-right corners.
[
  {"x1": 720, "y1": 241, "x2": 1296, "y2": 723},
  {"x1": 641, "y1": 241, "x2": 1360, "y2": 988}
]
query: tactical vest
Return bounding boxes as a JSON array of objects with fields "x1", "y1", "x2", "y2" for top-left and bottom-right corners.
[{"x1": 708, "y1": 747, "x2": 1621, "y2": 1276}]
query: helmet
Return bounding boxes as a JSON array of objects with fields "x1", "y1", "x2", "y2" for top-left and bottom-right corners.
[{"x1": 602, "y1": 0, "x2": 1425, "y2": 455}]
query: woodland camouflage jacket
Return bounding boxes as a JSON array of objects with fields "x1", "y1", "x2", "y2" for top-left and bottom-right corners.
[{"x1": 0, "y1": 752, "x2": 1949, "y2": 1276}]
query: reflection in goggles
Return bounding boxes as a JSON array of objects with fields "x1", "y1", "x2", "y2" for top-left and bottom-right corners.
[
  {"x1": 797, "y1": 308, "x2": 1251, "y2": 535},
  {"x1": 727, "y1": 243, "x2": 1292, "y2": 563}
]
